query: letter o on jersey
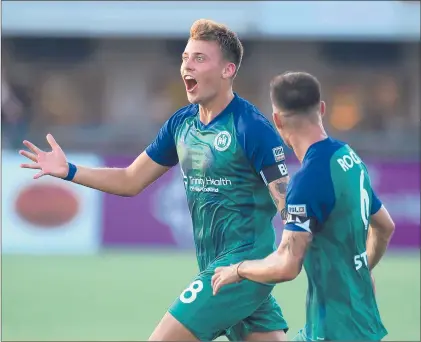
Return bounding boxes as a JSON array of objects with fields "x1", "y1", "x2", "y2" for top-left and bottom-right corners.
[{"x1": 337, "y1": 151, "x2": 362, "y2": 172}]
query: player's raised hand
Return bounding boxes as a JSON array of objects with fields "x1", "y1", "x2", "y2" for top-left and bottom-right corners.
[
  {"x1": 211, "y1": 264, "x2": 242, "y2": 295},
  {"x1": 19, "y1": 134, "x2": 69, "y2": 180}
]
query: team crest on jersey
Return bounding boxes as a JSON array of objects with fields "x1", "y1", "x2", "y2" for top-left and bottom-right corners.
[
  {"x1": 272, "y1": 146, "x2": 285, "y2": 162},
  {"x1": 288, "y1": 204, "x2": 307, "y2": 217},
  {"x1": 214, "y1": 131, "x2": 232, "y2": 152}
]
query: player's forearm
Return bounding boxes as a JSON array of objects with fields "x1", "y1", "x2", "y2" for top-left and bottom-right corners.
[
  {"x1": 72, "y1": 166, "x2": 136, "y2": 197},
  {"x1": 238, "y1": 252, "x2": 295, "y2": 284},
  {"x1": 366, "y1": 226, "x2": 394, "y2": 270}
]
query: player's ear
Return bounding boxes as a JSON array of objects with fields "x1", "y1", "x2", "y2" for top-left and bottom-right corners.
[
  {"x1": 320, "y1": 101, "x2": 326, "y2": 117},
  {"x1": 272, "y1": 112, "x2": 283, "y2": 131},
  {"x1": 222, "y1": 63, "x2": 236, "y2": 79}
]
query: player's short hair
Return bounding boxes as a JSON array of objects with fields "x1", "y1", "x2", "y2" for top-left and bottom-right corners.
[
  {"x1": 270, "y1": 72, "x2": 321, "y2": 114},
  {"x1": 189, "y1": 19, "x2": 244, "y2": 77}
]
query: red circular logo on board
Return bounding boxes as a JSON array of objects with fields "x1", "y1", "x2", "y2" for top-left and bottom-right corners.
[{"x1": 15, "y1": 183, "x2": 79, "y2": 228}]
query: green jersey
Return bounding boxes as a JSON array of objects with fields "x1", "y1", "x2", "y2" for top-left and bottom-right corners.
[
  {"x1": 146, "y1": 94, "x2": 289, "y2": 271},
  {"x1": 285, "y1": 137, "x2": 387, "y2": 341}
]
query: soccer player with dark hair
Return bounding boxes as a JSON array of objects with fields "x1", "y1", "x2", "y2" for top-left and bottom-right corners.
[
  {"x1": 19, "y1": 20, "x2": 291, "y2": 341},
  {"x1": 212, "y1": 71, "x2": 395, "y2": 341}
]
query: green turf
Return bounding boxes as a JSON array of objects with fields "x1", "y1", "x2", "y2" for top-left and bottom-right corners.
[{"x1": 2, "y1": 251, "x2": 420, "y2": 341}]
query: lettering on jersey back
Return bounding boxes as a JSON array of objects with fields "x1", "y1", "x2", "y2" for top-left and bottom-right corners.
[
  {"x1": 354, "y1": 250, "x2": 368, "y2": 270},
  {"x1": 337, "y1": 151, "x2": 362, "y2": 172}
]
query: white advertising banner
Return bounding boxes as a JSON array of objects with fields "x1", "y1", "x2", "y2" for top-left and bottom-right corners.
[{"x1": 2, "y1": 151, "x2": 103, "y2": 254}]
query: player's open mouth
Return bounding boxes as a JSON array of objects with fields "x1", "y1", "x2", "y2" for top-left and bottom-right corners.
[{"x1": 184, "y1": 75, "x2": 198, "y2": 93}]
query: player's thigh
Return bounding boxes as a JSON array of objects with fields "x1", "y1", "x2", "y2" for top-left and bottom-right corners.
[
  {"x1": 169, "y1": 273, "x2": 274, "y2": 341},
  {"x1": 148, "y1": 311, "x2": 198, "y2": 341},
  {"x1": 226, "y1": 294, "x2": 289, "y2": 341}
]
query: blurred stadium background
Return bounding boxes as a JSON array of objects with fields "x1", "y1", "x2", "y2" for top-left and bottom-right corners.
[{"x1": 1, "y1": 1, "x2": 420, "y2": 341}]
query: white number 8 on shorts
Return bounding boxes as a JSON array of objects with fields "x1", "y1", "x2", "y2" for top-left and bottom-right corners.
[{"x1": 179, "y1": 280, "x2": 204, "y2": 304}]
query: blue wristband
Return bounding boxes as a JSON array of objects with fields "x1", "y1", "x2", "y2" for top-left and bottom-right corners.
[{"x1": 63, "y1": 162, "x2": 77, "y2": 181}]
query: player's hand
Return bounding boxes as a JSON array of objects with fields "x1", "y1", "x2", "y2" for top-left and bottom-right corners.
[
  {"x1": 19, "y1": 134, "x2": 69, "y2": 180},
  {"x1": 211, "y1": 264, "x2": 241, "y2": 295}
]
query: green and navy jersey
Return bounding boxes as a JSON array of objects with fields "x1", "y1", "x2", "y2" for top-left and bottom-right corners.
[
  {"x1": 146, "y1": 94, "x2": 288, "y2": 271},
  {"x1": 285, "y1": 137, "x2": 387, "y2": 341}
]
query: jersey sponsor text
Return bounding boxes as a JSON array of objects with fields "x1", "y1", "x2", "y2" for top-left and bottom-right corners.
[{"x1": 188, "y1": 176, "x2": 232, "y2": 193}]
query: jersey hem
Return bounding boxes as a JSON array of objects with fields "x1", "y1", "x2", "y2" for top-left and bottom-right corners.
[{"x1": 247, "y1": 323, "x2": 289, "y2": 334}]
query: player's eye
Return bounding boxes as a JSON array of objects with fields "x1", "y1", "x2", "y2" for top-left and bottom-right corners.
[
  {"x1": 196, "y1": 56, "x2": 204, "y2": 62},
  {"x1": 182, "y1": 55, "x2": 188, "y2": 62}
]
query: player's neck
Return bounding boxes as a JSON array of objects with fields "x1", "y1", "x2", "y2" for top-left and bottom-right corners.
[
  {"x1": 291, "y1": 126, "x2": 328, "y2": 163},
  {"x1": 199, "y1": 90, "x2": 234, "y2": 125}
]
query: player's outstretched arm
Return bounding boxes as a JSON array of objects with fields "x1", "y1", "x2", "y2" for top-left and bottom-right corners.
[
  {"x1": 240, "y1": 230, "x2": 311, "y2": 283},
  {"x1": 19, "y1": 134, "x2": 169, "y2": 197},
  {"x1": 366, "y1": 206, "x2": 395, "y2": 270},
  {"x1": 212, "y1": 230, "x2": 312, "y2": 294}
]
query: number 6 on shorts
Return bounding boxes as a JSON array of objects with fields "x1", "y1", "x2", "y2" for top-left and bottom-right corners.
[{"x1": 179, "y1": 280, "x2": 204, "y2": 304}]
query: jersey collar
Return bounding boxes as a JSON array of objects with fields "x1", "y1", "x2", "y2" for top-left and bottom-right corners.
[
  {"x1": 303, "y1": 137, "x2": 332, "y2": 164},
  {"x1": 196, "y1": 93, "x2": 239, "y2": 129}
]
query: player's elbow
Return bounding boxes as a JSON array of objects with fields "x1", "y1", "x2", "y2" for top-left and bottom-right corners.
[
  {"x1": 122, "y1": 184, "x2": 141, "y2": 197},
  {"x1": 381, "y1": 220, "x2": 396, "y2": 246},
  {"x1": 121, "y1": 185, "x2": 143, "y2": 197},
  {"x1": 271, "y1": 263, "x2": 300, "y2": 283},
  {"x1": 119, "y1": 168, "x2": 145, "y2": 197},
  {"x1": 120, "y1": 191, "x2": 137, "y2": 197},
  {"x1": 376, "y1": 218, "x2": 395, "y2": 241},
  {"x1": 371, "y1": 206, "x2": 395, "y2": 239},
  {"x1": 284, "y1": 265, "x2": 301, "y2": 281},
  {"x1": 385, "y1": 220, "x2": 395, "y2": 237}
]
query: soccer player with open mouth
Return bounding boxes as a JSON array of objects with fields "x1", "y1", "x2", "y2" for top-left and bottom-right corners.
[{"x1": 19, "y1": 19, "x2": 292, "y2": 341}]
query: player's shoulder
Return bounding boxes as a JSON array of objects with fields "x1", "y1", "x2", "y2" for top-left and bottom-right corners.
[
  {"x1": 233, "y1": 95, "x2": 277, "y2": 135},
  {"x1": 289, "y1": 138, "x2": 345, "y2": 198},
  {"x1": 162, "y1": 103, "x2": 198, "y2": 135},
  {"x1": 304, "y1": 137, "x2": 346, "y2": 169},
  {"x1": 288, "y1": 161, "x2": 333, "y2": 209},
  {"x1": 169, "y1": 103, "x2": 198, "y2": 125}
]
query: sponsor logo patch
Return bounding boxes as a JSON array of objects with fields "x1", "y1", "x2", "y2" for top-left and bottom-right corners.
[
  {"x1": 287, "y1": 204, "x2": 307, "y2": 217},
  {"x1": 272, "y1": 146, "x2": 285, "y2": 162}
]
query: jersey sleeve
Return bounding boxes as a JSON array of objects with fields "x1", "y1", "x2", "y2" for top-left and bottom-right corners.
[
  {"x1": 145, "y1": 114, "x2": 179, "y2": 167},
  {"x1": 236, "y1": 112, "x2": 289, "y2": 184},
  {"x1": 284, "y1": 170, "x2": 336, "y2": 234},
  {"x1": 370, "y1": 189, "x2": 382, "y2": 215}
]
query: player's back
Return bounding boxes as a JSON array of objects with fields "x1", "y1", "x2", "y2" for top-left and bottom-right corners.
[{"x1": 290, "y1": 137, "x2": 387, "y2": 340}]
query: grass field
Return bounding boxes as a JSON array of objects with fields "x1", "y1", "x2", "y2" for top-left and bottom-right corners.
[{"x1": 2, "y1": 250, "x2": 420, "y2": 341}]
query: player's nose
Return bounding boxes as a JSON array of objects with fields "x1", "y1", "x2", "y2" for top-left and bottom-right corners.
[{"x1": 182, "y1": 58, "x2": 195, "y2": 72}]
